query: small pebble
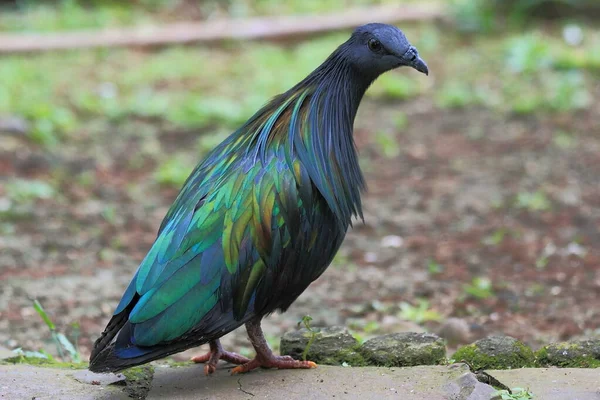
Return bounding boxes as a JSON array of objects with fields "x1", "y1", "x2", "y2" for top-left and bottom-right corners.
[{"x1": 381, "y1": 235, "x2": 404, "y2": 248}]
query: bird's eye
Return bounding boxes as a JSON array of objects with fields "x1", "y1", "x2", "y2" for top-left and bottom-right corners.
[{"x1": 368, "y1": 38, "x2": 382, "y2": 52}]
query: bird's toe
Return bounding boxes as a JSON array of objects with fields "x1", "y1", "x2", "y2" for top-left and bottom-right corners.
[
  {"x1": 191, "y1": 353, "x2": 211, "y2": 363},
  {"x1": 204, "y1": 363, "x2": 217, "y2": 376}
]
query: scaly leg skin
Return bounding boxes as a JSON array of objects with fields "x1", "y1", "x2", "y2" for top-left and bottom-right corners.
[
  {"x1": 191, "y1": 339, "x2": 250, "y2": 375},
  {"x1": 231, "y1": 318, "x2": 317, "y2": 374}
]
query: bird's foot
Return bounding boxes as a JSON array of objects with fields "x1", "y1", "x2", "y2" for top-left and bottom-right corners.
[
  {"x1": 191, "y1": 340, "x2": 250, "y2": 375},
  {"x1": 230, "y1": 355, "x2": 317, "y2": 374}
]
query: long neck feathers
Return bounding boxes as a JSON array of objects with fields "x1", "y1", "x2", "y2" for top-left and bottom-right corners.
[
  {"x1": 235, "y1": 43, "x2": 375, "y2": 226},
  {"x1": 288, "y1": 47, "x2": 375, "y2": 226}
]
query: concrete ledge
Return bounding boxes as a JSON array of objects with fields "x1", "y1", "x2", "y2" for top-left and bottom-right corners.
[{"x1": 1, "y1": 362, "x2": 599, "y2": 400}]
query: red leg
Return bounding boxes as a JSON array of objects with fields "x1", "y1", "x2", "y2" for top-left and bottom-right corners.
[
  {"x1": 191, "y1": 339, "x2": 250, "y2": 375},
  {"x1": 231, "y1": 319, "x2": 317, "y2": 374}
]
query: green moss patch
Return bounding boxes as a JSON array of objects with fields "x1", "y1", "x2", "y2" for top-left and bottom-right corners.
[
  {"x1": 2, "y1": 355, "x2": 87, "y2": 370},
  {"x1": 122, "y1": 365, "x2": 155, "y2": 399},
  {"x1": 453, "y1": 336, "x2": 535, "y2": 370},
  {"x1": 360, "y1": 332, "x2": 446, "y2": 367},
  {"x1": 280, "y1": 326, "x2": 364, "y2": 366},
  {"x1": 319, "y1": 345, "x2": 368, "y2": 367},
  {"x1": 536, "y1": 340, "x2": 600, "y2": 368}
]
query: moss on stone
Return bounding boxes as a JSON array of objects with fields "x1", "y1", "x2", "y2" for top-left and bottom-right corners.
[
  {"x1": 1, "y1": 355, "x2": 87, "y2": 369},
  {"x1": 535, "y1": 340, "x2": 600, "y2": 368},
  {"x1": 280, "y1": 326, "x2": 360, "y2": 365},
  {"x1": 320, "y1": 345, "x2": 368, "y2": 366},
  {"x1": 122, "y1": 365, "x2": 154, "y2": 399},
  {"x1": 452, "y1": 336, "x2": 534, "y2": 370},
  {"x1": 360, "y1": 332, "x2": 446, "y2": 367},
  {"x1": 163, "y1": 359, "x2": 194, "y2": 368}
]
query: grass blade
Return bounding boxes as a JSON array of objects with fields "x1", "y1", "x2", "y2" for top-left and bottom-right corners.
[
  {"x1": 56, "y1": 333, "x2": 81, "y2": 363},
  {"x1": 33, "y1": 299, "x2": 55, "y2": 331}
]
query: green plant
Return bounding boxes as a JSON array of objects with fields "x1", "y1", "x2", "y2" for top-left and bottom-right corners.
[
  {"x1": 462, "y1": 277, "x2": 494, "y2": 299},
  {"x1": 482, "y1": 229, "x2": 508, "y2": 246},
  {"x1": 506, "y1": 33, "x2": 551, "y2": 74},
  {"x1": 451, "y1": 0, "x2": 495, "y2": 33},
  {"x1": 515, "y1": 191, "x2": 551, "y2": 212},
  {"x1": 493, "y1": 387, "x2": 534, "y2": 400},
  {"x1": 394, "y1": 112, "x2": 408, "y2": 131},
  {"x1": 154, "y1": 156, "x2": 194, "y2": 187},
  {"x1": 427, "y1": 259, "x2": 444, "y2": 275},
  {"x1": 535, "y1": 254, "x2": 549, "y2": 270},
  {"x1": 197, "y1": 130, "x2": 230, "y2": 156},
  {"x1": 546, "y1": 71, "x2": 590, "y2": 112},
  {"x1": 369, "y1": 74, "x2": 421, "y2": 100},
  {"x1": 5, "y1": 179, "x2": 56, "y2": 203},
  {"x1": 436, "y1": 82, "x2": 486, "y2": 109},
  {"x1": 101, "y1": 204, "x2": 118, "y2": 225},
  {"x1": 363, "y1": 321, "x2": 381, "y2": 334},
  {"x1": 553, "y1": 131, "x2": 577, "y2": 149},
  {"x1": 33, "y1": 299, "x2": 81, "y2": 363},
  {"x1": 373, "y1": 130, "x2": 400, "y2": 159},
  {"x1": 399, "y1": 299, "x2": 442, "y2": 324},
  {"x1": 298, "y1": 315, "x2": 316, "y2": 362}
]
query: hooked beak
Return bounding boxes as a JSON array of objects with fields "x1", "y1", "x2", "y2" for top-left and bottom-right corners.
[{"x1": 401, "y1": 46, "x2": 429, "y2": 76}]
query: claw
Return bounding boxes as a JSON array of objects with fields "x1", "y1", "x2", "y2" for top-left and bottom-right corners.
[
  {"x1": 191, "y1": 354, "x2": 210, "y2": 363},
  {"x1": 191, "y1": 340, "x2": 250, "y2": 375},
  {"x1": 230, "y1": 357, "x2": 317, "y2": 375},
  {"x1": 204, "y1": 364, "x2": 216, "y2": 376}
]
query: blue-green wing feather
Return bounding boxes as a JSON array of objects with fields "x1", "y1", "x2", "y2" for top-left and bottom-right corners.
[{"x1": 90, "y1": 84, "x2": 355, "y2": 371}]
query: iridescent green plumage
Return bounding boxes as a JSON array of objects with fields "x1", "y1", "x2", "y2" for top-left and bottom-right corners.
[{"x1": 89, "y1": 23, "x2": 428, "y2": 373}]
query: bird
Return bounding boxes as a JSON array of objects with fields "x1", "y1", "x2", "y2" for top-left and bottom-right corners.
[{"x1": 89, "y1": 23, "x2": 428, "y2": 375}]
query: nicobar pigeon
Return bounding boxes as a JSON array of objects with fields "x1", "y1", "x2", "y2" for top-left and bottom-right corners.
[{"x1": 89, "y1": 23, "x2": 428, "y2": 374}]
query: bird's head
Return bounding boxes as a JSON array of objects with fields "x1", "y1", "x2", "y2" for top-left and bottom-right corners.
[{"x1": 345, "y1": 23, "x2": 428, "y2": 78}]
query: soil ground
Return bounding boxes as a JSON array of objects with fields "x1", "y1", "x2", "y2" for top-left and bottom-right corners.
[
  {"x1": 1, "y1": 1, "x2": 599, "y2": 363},
  {"x1": 2, "y1": 96, "x2": 600, "y2": 360}
]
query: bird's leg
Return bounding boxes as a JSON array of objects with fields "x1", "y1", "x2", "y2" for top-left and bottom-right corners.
[
  {"x1": 191, "y1": 339, "x2": 250, "y2": 375},
  {"x1": 231, "y1": 318, "x2": 317, "y2": 374}
]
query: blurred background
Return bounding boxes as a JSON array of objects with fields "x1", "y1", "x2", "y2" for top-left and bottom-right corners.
[{"x1": 1, "y1": 0, "x2": 599, "y2": 364}]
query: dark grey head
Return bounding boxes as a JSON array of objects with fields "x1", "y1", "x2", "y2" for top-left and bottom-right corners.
[{"x1": 344, "y1": 23, "x2": 428, "y2": 78}]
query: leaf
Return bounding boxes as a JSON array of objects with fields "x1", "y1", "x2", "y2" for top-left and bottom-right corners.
[
  {"x1": 13, "y1": 348, "x2": 49, "y2": 359},
  {"x1": 33, "y1": 299, "x2": 55, "y2": 331},
  {"x1": 56, "y1": 333, "x2": 81, "y2": 363},
  {"x1": 298, "y1": 315, "x2": 316, "y2": 362}
]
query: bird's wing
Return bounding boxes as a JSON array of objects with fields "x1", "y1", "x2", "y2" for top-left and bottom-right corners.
[
  {"x1": 90, "y1": 88, "x2": 342, "y2": 371},
  {"x1": 110, "y1": 146, "x2": 311, "y2": 352}
]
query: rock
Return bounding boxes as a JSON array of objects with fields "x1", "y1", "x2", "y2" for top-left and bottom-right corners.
[
  {"x1": 536, "y1": 339, "x2": 600, "y2": 368},
  {"x1": 453, "y1": 336, "x2": 535, "y2": 370},
  {"x1": 444, "y1": 364, "x2": 498, "y2": 400},
  {"x1": 487, "y1": 367, "x2": 600, "y2": 400},
  {"x1": 149, "y1": 364, "x2": 494, "y2": 400},
  {"x1": 360, "y1": 332, "x2": 446, "y2": 367},
  {"x1": 436, "y1": 318, "x2": 472, "y2": 347},
  {"x1": 280, "y1": 326, "x2": 363, "y2": 366},
  {"x1": 0, "y1": 364, "x2": 129, "y2": 400},
  {"x1": 0, "y1": 115, "x2": 29, "y2": 136}
]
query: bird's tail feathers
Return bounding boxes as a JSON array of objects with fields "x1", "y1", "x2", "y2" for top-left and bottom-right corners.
[{"x1": 88, "y1": 321, "x2": 201, "y2": 372}]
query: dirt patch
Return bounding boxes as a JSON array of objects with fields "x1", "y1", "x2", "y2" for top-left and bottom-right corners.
[{"x1": 1, "y1": 96, "x2": 599, "y2": 361}]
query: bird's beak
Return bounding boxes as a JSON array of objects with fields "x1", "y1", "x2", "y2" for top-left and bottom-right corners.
[
  {"x1": 411, "y1": 55, "x2": 429, "y2": 76},
  {"x1": 401, "y1": 46, "x2": 429, "y2": 76}
]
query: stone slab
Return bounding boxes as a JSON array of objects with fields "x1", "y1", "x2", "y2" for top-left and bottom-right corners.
[
  {"x1": 2, "y1": 362, "x2": 599, "y2": 400},
  {"x1": 0, "y1": 364, "x2": 129, "y2": 400},
  {"x1": 148, "y1": 363, "x2": 488, "y2": 400},
  {"x1": 489, "y1": 368, "x2": 600, "y2": 400}
]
